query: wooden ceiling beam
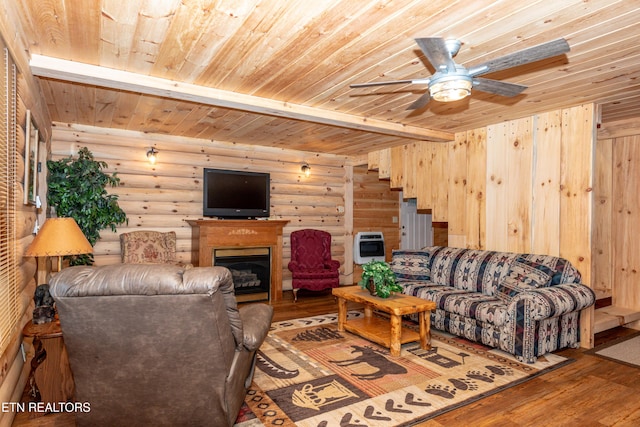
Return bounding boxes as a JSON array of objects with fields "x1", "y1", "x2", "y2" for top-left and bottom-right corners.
[{"x1": 30, "y1": 54, "x2": 453, "y2": 142}]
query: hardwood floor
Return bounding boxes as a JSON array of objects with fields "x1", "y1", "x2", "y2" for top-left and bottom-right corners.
[{"x1": 11, "y1": 289, "x2": 640, "y2": 427}]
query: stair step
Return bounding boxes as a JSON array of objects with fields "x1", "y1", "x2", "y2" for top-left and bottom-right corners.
[{"x1": 594, "y1": 306, "x2": 640, "y2": 333}]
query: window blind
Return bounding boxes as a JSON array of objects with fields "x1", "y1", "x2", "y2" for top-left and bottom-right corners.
[{"x1": 0, "y1": 41, "x2": 19, "y2": 356}]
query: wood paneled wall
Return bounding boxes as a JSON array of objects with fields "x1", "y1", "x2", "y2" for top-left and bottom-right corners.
[
  {"x1": 368, "y1": 104, "x2": 596, "y2": 347},
  {"x1": 50, "y1": 123, "x2": 354, "y2": 290},
  {"x1": 352, "y1": 165, "x2": 400, "y2": 281},
  {"x1": 596, "y1": 118, "x2": 640, "y2": 325},
  {"x1": 612, "y1": 136, "x2": 640, "y2": 312},
  {"x1": 593, "y1": 136, "x2": 614, "y2": 298}
]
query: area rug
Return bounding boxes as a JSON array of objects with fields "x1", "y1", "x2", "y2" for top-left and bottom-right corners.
[
  {"x1": 587, "y1": 331, "x2": 640, "y2": 368},
  {"x1": 234, "y1": 311, "x2": 572, "y2": 427}
]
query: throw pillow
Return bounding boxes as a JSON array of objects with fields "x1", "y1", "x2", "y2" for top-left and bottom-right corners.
[
  {"x1": 390, "y1": 250, "x2": 431, "y2": 282},
  {"x1": 520, "y1": 254, "x2": 582, "y2": 285},
  {"x1": 496, "y1": 257, "x2": 553, "y2": 302}
]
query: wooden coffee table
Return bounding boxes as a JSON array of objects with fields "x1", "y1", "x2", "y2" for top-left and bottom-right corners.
[{"x1": 332, "y1": 285, "x2": 436, "y2": 356}]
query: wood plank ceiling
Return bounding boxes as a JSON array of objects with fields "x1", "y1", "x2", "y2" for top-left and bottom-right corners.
[{"x1": 7, "y1": 0, "x2": 640, "y2": 155}]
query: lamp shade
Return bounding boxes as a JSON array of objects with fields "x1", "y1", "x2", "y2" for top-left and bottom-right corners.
[{"x1": 25, "y1": 218, "x2": 93, "y2": 257}]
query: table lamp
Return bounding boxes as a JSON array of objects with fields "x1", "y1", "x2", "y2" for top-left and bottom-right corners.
[{"x1": 25, "y1": 217, "x2": 93, "y2": 272}]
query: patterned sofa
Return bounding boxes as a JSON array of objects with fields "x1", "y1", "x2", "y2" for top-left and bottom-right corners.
[{"x1": 390, "y1": 246, "x2": 596, "y2": 363}]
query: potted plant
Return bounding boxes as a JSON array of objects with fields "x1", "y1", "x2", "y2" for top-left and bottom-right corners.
[
  {"x1": 47, "y1": 147, "x2": 128, "y2": 265},
  {"x1": 358, "y1": 260, "x2": 403, "y2": 298}
]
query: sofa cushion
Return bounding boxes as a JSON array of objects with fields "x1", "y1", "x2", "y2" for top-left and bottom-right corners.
[
  {"x1": 428, "y1": 246, "x2": 467, "y2": 287},
  {"x1": 496, "y1": 258, "x2": 554, "y2": 302},
  {"x1": 390, "y1": 250, "x2": 431, "y2": 282},
  {"x1": 292, "y1": 270, "x2": 339, "y2": 279},
  {"x1": 400, "y1": 281, "x2": 508, "y2": 326},
  {"x1": 427, "y1": 246, "x2": 517, "y2": 296},
  {"x1": 440, "y1": 292, "x2": 508, "y2": 326}
]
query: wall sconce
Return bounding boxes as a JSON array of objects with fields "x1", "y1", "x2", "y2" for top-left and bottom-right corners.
[
  {"x1": 146, "y1": 147, "x2": 158, "y2": 164},
  {"x1": 301, "y1": 163, "x2": 311, "y2": 177}
]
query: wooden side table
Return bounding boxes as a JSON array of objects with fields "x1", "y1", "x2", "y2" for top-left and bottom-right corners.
[
  {"x1": 22, "y1": 317, "x2": 75, "y2": 405},
  {"x1": 332, "y1": 285, "x2": 436, "y2": 356}
]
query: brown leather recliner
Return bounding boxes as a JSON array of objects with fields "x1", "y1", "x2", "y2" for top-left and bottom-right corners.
[{"x1": 49, "y1": 264, "x2": 273, "y2": 427}]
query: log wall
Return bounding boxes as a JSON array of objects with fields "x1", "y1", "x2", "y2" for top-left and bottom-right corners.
[
  {"x1": 50, "y1": 123, "x2": 357, "y2": 290},
  {"x1": 0, "y1": 27, "x2": 51, "y2": 427}
]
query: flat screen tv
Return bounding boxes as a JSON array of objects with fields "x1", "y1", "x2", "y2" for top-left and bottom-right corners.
[{"x1": 203, "y1": 168, "x2": 270, "y2": 219}]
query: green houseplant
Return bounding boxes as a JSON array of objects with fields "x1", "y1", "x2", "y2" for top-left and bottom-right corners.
[
  {"x1": 47, "y1": 147, "x2": 127, "y2": 265},
  {"x1": 358, "y1": 260, "x2": 403, "y2": 298}
]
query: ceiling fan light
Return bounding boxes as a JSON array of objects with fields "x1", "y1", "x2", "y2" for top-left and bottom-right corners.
[{"x1": 430, "y1": 78, "x2": 472, "y2": 102}]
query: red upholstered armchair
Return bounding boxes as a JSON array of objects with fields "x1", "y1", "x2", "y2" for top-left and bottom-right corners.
[{"x1": 288, "y1": 229, "x2": 340, "y2": 301}]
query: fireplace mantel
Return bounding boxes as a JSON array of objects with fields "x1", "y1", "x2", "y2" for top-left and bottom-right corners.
[{"x1": 187, "y1": 219, "x2": 289, "y2": 302}]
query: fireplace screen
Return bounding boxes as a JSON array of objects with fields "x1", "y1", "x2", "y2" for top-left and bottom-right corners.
[{"x1": 213, "y1": 247, "x2": 270, "y2": 300}]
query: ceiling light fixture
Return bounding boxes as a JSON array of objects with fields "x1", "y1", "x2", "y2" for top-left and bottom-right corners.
[
  {"x1": 429, "y1": 74, "x2": 472, "y2": 102},
  {"x1": 146, "y1": 147, "x2": 158, "y2": 164},
  {"x1": 301, "y1": 163, "x2": 311, "y2": 177}
]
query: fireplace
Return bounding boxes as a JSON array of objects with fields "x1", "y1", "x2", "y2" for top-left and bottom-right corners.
[
  {"x1": 187, "y1": 219, "x2": 289, "y2": 302},
  {"x1": 213, "y1": 247, "x2": 270, "y2": 302}
]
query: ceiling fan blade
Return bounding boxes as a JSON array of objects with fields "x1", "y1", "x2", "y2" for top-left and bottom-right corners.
[
  {"x1": 406, "y1": 92, "x2": 431, "y2": 110},
  {"x1": 415, "y1": 38, "x2": 456, "y2": 73},
  {"x1": 473, "y1": 78, "x2": 527, "y2": 97},
  {"x1": 468, "y1": 38, "x2": 570, "y2": 77},
  {"x1": 350, "y1": 79, "x2": 414, "y2": 88}
]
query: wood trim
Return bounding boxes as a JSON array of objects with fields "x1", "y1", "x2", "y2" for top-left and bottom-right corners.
[
  {"x1": 597, "y1": 117, "x2": 640, "y2": 139},
  {"x1": 29, "y1": 55, "x2": 454, "y2": 143}
]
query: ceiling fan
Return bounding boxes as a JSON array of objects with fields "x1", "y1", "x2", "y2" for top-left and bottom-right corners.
[{"x1": 350, "y1": 37, "x2": 570, "y2": 109}]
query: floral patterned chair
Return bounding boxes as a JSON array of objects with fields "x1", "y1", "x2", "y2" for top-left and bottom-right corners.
[
  {"x1": 120, "y1": 230, "x2": 188, "y2": 266},
  {"x1": 288, "y1": 229, "x2": 340, "y2": 301}
]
